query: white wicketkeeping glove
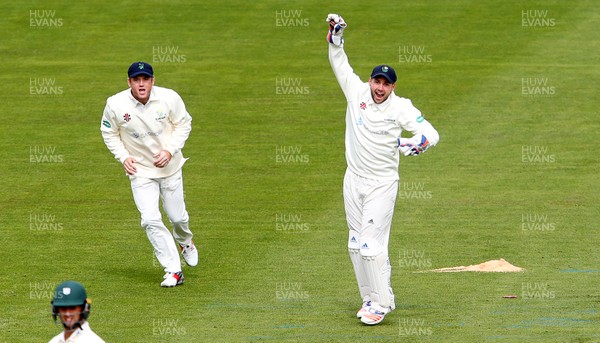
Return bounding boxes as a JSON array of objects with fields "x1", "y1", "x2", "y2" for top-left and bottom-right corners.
[
  {"x1": 326, "y1": 13, "x2": 347, "y2": 46},
  {"x1": 397, "y1": 134, "x2": 431, "y2": 156}
]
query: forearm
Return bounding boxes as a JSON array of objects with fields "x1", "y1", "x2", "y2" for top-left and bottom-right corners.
[
  {"x1": 415, "y1": 120, "x2": 439, "y2": 146},
  {"x1": 329, "y1": 43, "x2": 361, "y2": 97},
  {"x1": 101, "y1": 131, "x2": 130, "y2": 163},
  {"x1": 165, "y1": 116, "x2": 192, "y2": 156}
]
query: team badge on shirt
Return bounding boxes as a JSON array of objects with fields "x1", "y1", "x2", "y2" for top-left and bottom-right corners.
[
  {"x1": 155, "y1": 110, "x2": 167, "y2": 121},
  {"x1": 124, "y1": 113, "x2": 131, "y2": 122},
  {"x1": 359, "y1": 102, "x2": 366, "y2": 110}
]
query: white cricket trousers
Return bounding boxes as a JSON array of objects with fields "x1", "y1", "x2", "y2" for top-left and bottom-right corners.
[
  {"x1": 344, "y1": 169, "x2": 397, "y2": 310},
  {"x1": 129, "y1": 169, "x2": 193, "y2": 273}
]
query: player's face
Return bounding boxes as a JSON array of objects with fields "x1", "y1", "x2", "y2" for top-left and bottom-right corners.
[
  {"x1": 128, "y1": 76, "x2": 155, "y2": 104},
  {"x1": 58, "y1": 305, "x2": 83, "y2": 329},
  {"x1": 369, "y1": 77, "x2": 395, "y2": 104}
]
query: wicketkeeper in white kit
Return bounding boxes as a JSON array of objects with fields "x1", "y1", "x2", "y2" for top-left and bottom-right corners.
[
  {"x1": 326, "y1": 14, "x2": 440, "y2": 325},
  {"x1": 101, "y1": 62, "x2": 198, "y2": 287}
]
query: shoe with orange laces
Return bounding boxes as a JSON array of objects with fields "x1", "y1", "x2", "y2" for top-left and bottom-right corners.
[
  {"x1": 356, "y1": 300, "x2": 371, "y2": 319},
  {"x1": 360, "y1": 305, "x2": 390, "y2": 325}
]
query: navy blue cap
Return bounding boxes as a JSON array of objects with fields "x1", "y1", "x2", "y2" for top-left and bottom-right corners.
[
  {"x1": 128, "y1": 62, "x2": 154, "y2": 78},
  {"x1": 371, "y1": 65, "x2": 397, "y2": 84}
]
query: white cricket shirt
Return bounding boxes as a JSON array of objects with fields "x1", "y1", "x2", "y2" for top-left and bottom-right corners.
[
  {"x1": 101, "y1": 86, "x2": 192, "y2": 179},
  {"x1": 329, "y1": 43, "x2": 439, "y2": 181},
  {"x1": 48, "y1": 322, "x2": 105, "y2": 343}
]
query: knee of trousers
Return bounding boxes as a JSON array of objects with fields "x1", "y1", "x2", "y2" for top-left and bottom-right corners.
[
  {"x1": 140, "y1": 216, "x2": 165, "y2": 230},
  {"x1": 359, "y1": 238, "x2": 384, "y2": 257},
  {"x1": 169, "y1": 212, "x2": 189, "y2": 226}
]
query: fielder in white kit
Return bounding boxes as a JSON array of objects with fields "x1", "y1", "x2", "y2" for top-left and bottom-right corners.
[
  {"x1": 326, "y1": 14, "x2": 440, "y2": 325},
  {"x1": 101, "y1": 62, "x2": 198, "y2": 287}
]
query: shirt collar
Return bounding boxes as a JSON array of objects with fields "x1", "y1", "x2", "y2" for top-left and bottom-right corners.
[{"x1": 60, "y1": 322, "x2": 92, "y2": 342}]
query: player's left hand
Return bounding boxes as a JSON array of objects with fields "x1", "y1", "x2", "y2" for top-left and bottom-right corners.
[
  {"x1": 326, "y1": 13, "x2": 346, "y2": 46},
  {"x1": 398, "y1": 135, "x2": 431, "y2": 156},
  {"x1": 153, "y1": 150, "x2": 172, "y2": 168}
]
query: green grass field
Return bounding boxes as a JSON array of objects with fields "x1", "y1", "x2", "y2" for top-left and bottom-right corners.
[{"x1": 1, "y1": 1, "x2": 599, "y2": 342}]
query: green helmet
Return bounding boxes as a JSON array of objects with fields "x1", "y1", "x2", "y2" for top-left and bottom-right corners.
[
  {"x1": 51, "y1": 281, "x2": 91, "y2": 325},
  {"x1": 52, "y1": 281, "x2": 87, "y2": 306}
]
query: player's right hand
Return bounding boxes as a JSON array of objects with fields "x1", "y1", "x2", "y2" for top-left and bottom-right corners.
[
  {"x1": 326, "y1": 13, "x2": 346, "y2": 46},
  {"x1": 123, "y1": 157, "x2": 137, "y2": 175},
  {"x1": 398, "y1": 135, "x2": 431, "y2": 156}
]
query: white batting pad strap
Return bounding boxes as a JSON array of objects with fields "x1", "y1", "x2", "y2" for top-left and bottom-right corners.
[
  {"x1": 349, "y1": 247, "x2": 370, "y2": 301},
  {"x1": 349, "y1": 232, "x2": 369, "y2": 299},
  {"x1": 360, "y1": 238, "x2": 394, "y2": 310}
]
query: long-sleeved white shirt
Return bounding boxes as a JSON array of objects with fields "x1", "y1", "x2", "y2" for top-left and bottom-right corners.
[
  {"x1": 48, "y1": 322, "x2": 105, "y2": 343},
  {"x1": 329, "y1": 43, "x2": 439, "y2": 181},
  {"x1": 100, "y1": 86, "x2": 192, "y2": 178}
]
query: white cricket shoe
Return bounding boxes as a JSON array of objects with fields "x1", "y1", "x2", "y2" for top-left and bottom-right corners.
[
  {"x1": 160, "y1": 272, "x2": 184, "y2": 287},
  {"x1": 356, "y1": 300, "x2": 371, "y2": 319},
  {"x1": 180, "y1": 241, "x2": 198, "y2": 267},
  {"x1": 360, "y1": 305, "x2": 390, "y2": 325}
]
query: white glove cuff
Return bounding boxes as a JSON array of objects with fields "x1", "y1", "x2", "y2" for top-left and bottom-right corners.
[{"x1": 331, "y1": 35, "x2": 343, "y2": 46}]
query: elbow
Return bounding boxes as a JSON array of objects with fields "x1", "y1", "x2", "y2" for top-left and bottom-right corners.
[{"x1": 429, "y1": 130, "x2": 439, "y2": 146}]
